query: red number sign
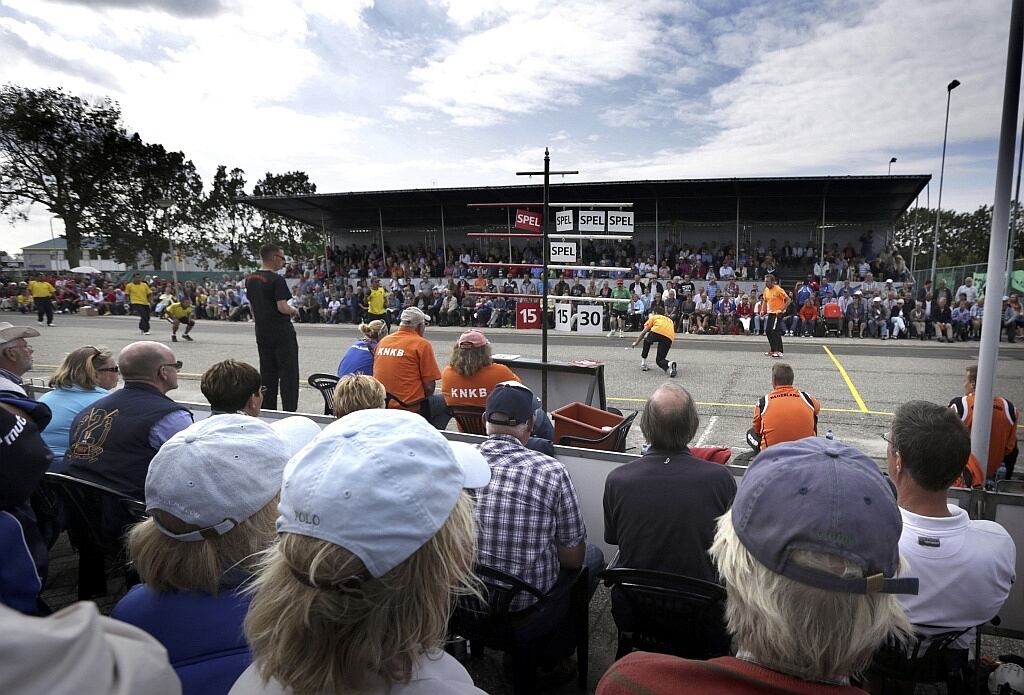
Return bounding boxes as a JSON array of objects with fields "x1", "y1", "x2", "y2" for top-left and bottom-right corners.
[
  {"x1": 514, "y1": 209, "x2": 542, "y2": 232},
  {"x1": 516, "y1": 301, "x2": 542, "y2": 329}
]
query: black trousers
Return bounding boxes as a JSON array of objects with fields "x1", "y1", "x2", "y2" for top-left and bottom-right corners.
[
  {"x1": 256, "y1": 330, "x2": 299, "y2": 412},
  {"x1": 132, "y1": 303, "x2": 151, "y2": 333},
  {"x1": 35, "y1": 297, "x2": 53, "y2": 325},
  {"x1": 765, "y1": 313, "x2": 784, "y2": 354},
  {"x1": 641, "y1": 332, "x2": 673, "y2": 371}
]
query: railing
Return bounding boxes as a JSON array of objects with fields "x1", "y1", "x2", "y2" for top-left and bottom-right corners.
[{"x1": 909, "y1": 258, "x2": 1024, "y2": 293}]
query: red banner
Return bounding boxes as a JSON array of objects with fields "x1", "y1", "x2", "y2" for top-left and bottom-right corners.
[
  {"x1": 514, "y1": 209, "x2": 542, "y2": 232},
  {"x1": 515, "y1": 301, "x2": 542, "y2": 329}
]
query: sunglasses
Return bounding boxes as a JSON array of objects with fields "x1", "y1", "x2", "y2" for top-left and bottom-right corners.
[
  {"x1": 161, "y1": 361, "x2": 183, "y2": 370},
  {"x1": 96, "y1": 366, "x2": 119, "y2": 373}
]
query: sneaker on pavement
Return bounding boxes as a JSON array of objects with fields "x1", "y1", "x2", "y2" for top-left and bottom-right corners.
[
  {"x1": 143, "y1": 331, "x2": 150, "y2": 335},
  {"x1": 171, "y1": 335, "x2": 178, "y2": 342},
  {"x1": 183, "y1": 334, "x2": 194, "y2": 342},
  {"x1": 607, "y1": 330, "x2": 615, "y2": 338},
  {"x1": 37, "y1": 320, "x2": 44, "y2": 325},
  {"x1": 669, "y1": 361, "x2": 677, "y2": 378},
  {"x1": 641, "y1": 363, "x2": 649, "y2": 372}
]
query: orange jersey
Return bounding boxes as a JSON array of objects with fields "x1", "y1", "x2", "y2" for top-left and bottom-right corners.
[
  {"x1": 950, "y1": 393, "x2": 1019, "y2": 477},
  {"x1": 752, "y1": 385, "x2": 821, "y2": 450},
  {"x1": 441, "y1": 363, "x2": 521, "y2": 431},
  {"x1": 372, "y1": 327, "x2": 442, "y2": 410},
  {"x1": 761, "y1": 285, "x2": 788, "y2": 315}
]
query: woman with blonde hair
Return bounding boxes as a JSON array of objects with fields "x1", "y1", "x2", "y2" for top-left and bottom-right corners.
[
  {"x1": 332, "y1": 374, "x2": 386, "y2": 418},
  {"x1": 336, "y1": 320, "x2": 388, "y2": 377},
  {"x1": 231, "y1": 409, "x2": 491, "y2": 695},
  {"x1": 38, "y1": 345, "x2": 119, "y2": 471}
]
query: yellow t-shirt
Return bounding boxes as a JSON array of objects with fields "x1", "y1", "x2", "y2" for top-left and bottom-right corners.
[
  {"x1": 644, "y1": 314, "x2": 675, "y2": 341},
  {"x1": 127, "y1": 282, "x2": 151, "y2": 305},
  {"x1": 28, "y1": 280, "x2": 54, "y2": 298},
  {"x1": 165, "y1": 302, "x2": 193, "y2": 320},
  {"x1": 367, "y1": 287, "x2": 387, "y2": 315}
]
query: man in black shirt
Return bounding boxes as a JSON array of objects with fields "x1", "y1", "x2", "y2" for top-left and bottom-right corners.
[{"x1": 245, "y1": 244, "x2": 300, "y2": 411}]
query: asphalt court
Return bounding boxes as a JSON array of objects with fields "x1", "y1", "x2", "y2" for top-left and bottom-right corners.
[{"x1": 16, "y1": 314, "x2": 1024, "y2": 463}]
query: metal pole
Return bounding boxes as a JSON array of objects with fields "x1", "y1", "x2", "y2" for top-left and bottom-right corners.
[
  {"x1": 1006, "y1": 107, "x2": 1024, "y2": 293},
  {"x1": 820, "y1": 193, "x2": 827, "y2": 270},
  {"x1": 931, "y1": 80, "x2": 960, "y2": 285},
  {"x1": 542, "y1": 148, "x2": 550, "y2": 411},
  {"x1": 507, "y1": 209, "x2": 513, "y2": 264},
  {"x1": 735, "y1": 196, "x2": 740, "y2": 267},
  {"x1": 440, "y1": 205, "x2": 447, "y2": 269},
  {"x1": 655, "y1": 201, "x2": 660, "y2": 266},
  {"x1": 973, "y1": 0, "x2": 1022, "y2": 483},
  {"x1": 378, "y1": 208, "x2": 385, "y2": 259},
  {"x1": 48, "y1": 216, "x2": 61, "y2": 271}
]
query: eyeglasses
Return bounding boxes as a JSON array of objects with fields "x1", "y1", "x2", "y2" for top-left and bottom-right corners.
[
  {"x1": 161, "y1": 361, "x2": 183, "y2": 370},
  {"x1": 96, "y1": 365, "x2": 119, "y2": 373},
  {"x1": 881, "y1": 432, "x2": 896, "y2": 450},
  {"x1": 259, "y1": 385, "x2": 267, "y2": 394}
]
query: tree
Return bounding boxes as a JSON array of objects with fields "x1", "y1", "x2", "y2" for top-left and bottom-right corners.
[
  {"x1": 204, "y1": 166, "x2": 257, "y2": 271},
  {"x1": 893, "y1": 204, "x2": 1022, "y2": 269},
  {"x1": 95, "y1": 135, "x2": 205, "y2": 269},
  {"x1": 0, "y1": 85, "x2": 127, "y2": 268},
  {"x1": 252, "y1": 171, "x2": 319, "y2": 258}
]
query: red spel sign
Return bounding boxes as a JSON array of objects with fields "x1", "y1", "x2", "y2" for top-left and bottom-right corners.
[
  {"x1": 515, "y1": 209, "x2": 542, "y2": 233},
  {"x1": 516, "y1": 301, "x2": 542, "y2": 329}
]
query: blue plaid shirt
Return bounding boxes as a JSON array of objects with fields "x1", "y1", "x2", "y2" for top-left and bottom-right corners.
[{"x1": 474, "y1": 434, "x2": 587, "y2": 610}]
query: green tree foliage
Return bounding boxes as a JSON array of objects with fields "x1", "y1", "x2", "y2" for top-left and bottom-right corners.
[
  {"x1": 252, "y1": 171, "x2": 319, "y2": 258},
  {"x1": 894, "y1": 204, "x2": 1024, "y2": 268},
  {"x1": 0, "y1": 85, "x2": 127, "y2": 268},
  {"x1": 204, "y1": 165, "x2": 257, "y2": 271}
]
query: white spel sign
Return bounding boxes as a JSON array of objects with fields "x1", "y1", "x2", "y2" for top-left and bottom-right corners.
[
  {"x1": 554, "y1": 303, "x2": 573, "y2": 332},
  {"x1": 575, "y1": 305, "x2": 604, "y2": 334},
  {"x1": 549, "y1": 241, "x2": 577, "y2": 264},
  {"x1": 578, "y1": 210, "x2": 606, "y2": 232},
  {"x1": 607, "y1": 211, "x2": 634, "y2": 234},
  {"x1": 555, "y1": 209, "x2": 574, "y2": 232}
]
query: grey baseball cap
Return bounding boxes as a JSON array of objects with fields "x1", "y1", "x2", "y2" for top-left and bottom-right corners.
[{"x1": 731, "y1": 437, "x2": 918, "y2": 595}]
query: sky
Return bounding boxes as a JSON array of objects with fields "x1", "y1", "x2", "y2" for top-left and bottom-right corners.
[{"x1": 0, "y1": 0, "x2": 1018, "y2": 256}]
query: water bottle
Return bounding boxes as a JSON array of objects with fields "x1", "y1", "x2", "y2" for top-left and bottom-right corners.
[
  {"x1": 996, "y1": 464, "x2": 1007, "y2": 484},
  {"x1": 825, "y1": 429, "x2": 834, "y2": 440}
]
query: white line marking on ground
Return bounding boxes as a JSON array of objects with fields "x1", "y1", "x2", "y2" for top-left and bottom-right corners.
[{"x1": 695, "y1": 415, "x2": 719, "y2": 448}]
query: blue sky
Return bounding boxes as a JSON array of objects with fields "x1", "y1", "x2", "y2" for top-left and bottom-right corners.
[{"x1": 0, "y1": 0, "x2": 1016, "y2": 255}]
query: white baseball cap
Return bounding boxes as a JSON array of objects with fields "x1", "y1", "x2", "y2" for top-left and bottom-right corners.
[
  {"x1": 278, "y1": 409, "x2": 490, "y2": 577},
  {"x1": 146, "y1": 415, "x2": 314, "y2": 541},
  {"x1": 269, "y1": 416, "x2": 322, "y2": 459}
]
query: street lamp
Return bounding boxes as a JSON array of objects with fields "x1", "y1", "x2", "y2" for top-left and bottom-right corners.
[
  {"x1": 155, "y1": 198, "x2": 178, "y2": 293},
  {"x1": 930, "y1": 79, "x2": 960, "y2": 286},
  {"x1": 888, "y1": 157, "x2": 897, "y2": 175},
  {"x1": 48, "y1": 215, "x2": 63, "y2": 271}
]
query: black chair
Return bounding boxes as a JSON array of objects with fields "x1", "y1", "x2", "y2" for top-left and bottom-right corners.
[
  {"x1": 864, "y1": 625, "x2": 974, "y2": 695},
  {"x1": 307, "y1": 373, "x2": 340, "y2": 416},
  {"x1": 450, "y1": 565, "x2": 589, "y2": 694},
  {"x1": 598, "y1": 567, "x2": 729, "y2": 661},
  {"x1": 447, "y1": 404, "x2": 486, "y2": 435},
  {"x1": 557, "y1": 411, "x2": 637, "y2": 453},
  {"x1": 39, "y1": 472, "x2": 148, "y2": 600},
  {"x1": 385, "y1": 392, "x2": 432, "y2": 420}
]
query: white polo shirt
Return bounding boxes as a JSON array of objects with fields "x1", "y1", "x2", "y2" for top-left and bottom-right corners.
[{"x1": 897, "y1": 504, "x2": 1016, "y2": 648}]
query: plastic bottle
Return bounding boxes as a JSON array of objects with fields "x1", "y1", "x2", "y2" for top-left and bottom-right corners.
[
  {"x1": 825, "y1": 428, "x2": 834, "y2": 440},
  {"x1": 996, "y1": 464, "x2": 1007, "y2": 483}
]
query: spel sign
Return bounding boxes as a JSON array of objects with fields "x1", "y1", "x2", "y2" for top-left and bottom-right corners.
[{"x1": 515, "y1": 209, "x2": 542, "y2": 232}]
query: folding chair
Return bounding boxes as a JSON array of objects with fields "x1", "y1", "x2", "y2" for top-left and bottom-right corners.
[
  {"x1": 447, "y1": 405, "x2": 487, "y2": 435},
  {"x1": 307, "y1": 373, "x2": 340, "y2": 416},
  {"x1": 557, "y1": 411, "x2": 637, "y2": 453}
]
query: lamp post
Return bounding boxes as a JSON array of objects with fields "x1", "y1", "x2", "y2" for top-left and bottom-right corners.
[
  {"x1": 48, "y1": 215, "x2": 63, "y2": 271},
  {"x1": 155, "y1": 198, "x2": 177, "y2": 294},
  {"x1": 930, "y1": 79, "x2": 960, "y2": 285},
  {"x1": 888, "y1": 157, "x2": 897, "y2": 175}
]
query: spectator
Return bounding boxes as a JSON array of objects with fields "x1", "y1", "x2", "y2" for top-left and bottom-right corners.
[
  {"x1": 336, "y1": 320, "x2": 388, "y2": 378},
  {"x1": 234, "y1": 409, "x2": 490, "y2": 695},
  {"x1": 951, "y1": 299, "x2": 971, "y2": 342},
  {"x1": 884, "y1": 400, "x2": 1015, "y2": 651},
  {"x1": 867, "y1": 296, "x2": 890, "y2": 339},
  {"x1": 114, "y1": 415, "x2": 317, "y2": 695},
  {"x1": 950, "y1": 364, "x2": 1020, "y2": 479},
  {"x1": 38, "y1": 345, "x2": 120, "y2": 471},
  {"x1": 678, "y1": 291, "x2": 696, "y2": 334},
  {"x1": 693, "y1": 289, "x2": 713, "y2": 334},
  {"x1": 934, "y1": 278, "x2": 953, "y2": 307},
  {"x1": 201, "y1": 359, "x2": 264, "y2": 416},
  {"x1": 1004, "y1": 294, "x2": 1021, "y2": 343},
  {"x1": 0, "y1": 322, "x2": 39, "y2": 396},
  {"x1": 798, "y1": 298, "x2": 817, "y2": 337},
  {"x1": 932, "y1": 295, "x2": 953, "y2": 342},
  {"x1": 598, "y1": 438, "x2": 916, "y2": 694},
  {"x1": 910, "y1": 300, "x2": 928, "y2": 339},
  {"x1": 608, "y1": 279, "x2": 631, "y2": 337},
  {"x1": 747, "y1": 362, "x2": 820, "y2": 452},
  {"x1": 332, "y1": 373, "x2": 387, "y2": 418},
  {"x1": 475, "y1": 382, "x2": 605, "y2": 679},
  {"x1": 970, "y1": 296, "x2": 985, "y2": 340},
  {"x1": 735, "y1": 294, "x2": 754, "y2": 334},
  {"x1": 889, "y1": 299, "x2": 910, "y2": 340},
  {"x1": 603, "y1": 383, "x2": 735, "y2": 633},
  {"x1": 846, "y1": 291, "x2": 867, "y2": 338},
  {"x1": 372, "y1": 306, "x2": 448, "y2": 429},
  {"x1": 955, "y1": 276, "x2": 977, "y2": 305}
]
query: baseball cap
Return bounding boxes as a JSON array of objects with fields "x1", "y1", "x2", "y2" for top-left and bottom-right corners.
[
  {"x1": 146, "y1": 415, "x2": 310, "y2": 541},
  {"x1": 277, "y1": 409, "x2": 490, "y2": 578},
  {"x1": 873, "y1": 296, "x2": 882, "y2": 302},
  {"x1": 0, "y1": 322, "x2": 40, "y2": 344},
  {"x1": 854, "y1": 290, "x2": 863, "y2": 296},
  {"x1": 458, "y1": 329, "x2": 489, "y2": 349},
  {"x1": 484, "y1": 381, "x2": 535, "y2": 426},
  {"x1": 400, "y1": 306, "x2": 430, "y2": 325},
  {"x1": 616, "y1": 279, "x2": 624, "y2": 285},
  {"x1": 731, "y1": 437, "x2": 918, "y2": 595},
  {"x1": 269, "y1": 416, "x2": 322, "y2": 458}
]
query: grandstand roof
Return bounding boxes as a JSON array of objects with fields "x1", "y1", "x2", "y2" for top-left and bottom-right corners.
[{"x1": 236, "y1": 175, "x2": 930, "y2": 230}]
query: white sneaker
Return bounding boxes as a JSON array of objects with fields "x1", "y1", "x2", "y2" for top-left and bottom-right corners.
[
  {"x1": 616, "y1": 330, "x2": 624, "y2": 337},
  {"x1": 607, "y1": 330, "x2": 615, "y2": 338},
  {"x1": 37, "y1": 320, "x2": 44, "y2": 325},
  {"x1": 640, "y1": 361, "x2": 649, "y2": 372}
]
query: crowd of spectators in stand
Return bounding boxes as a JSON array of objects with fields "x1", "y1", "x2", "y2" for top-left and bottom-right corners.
[{"x1": 3, "y1": 228, "x2": 1022, "y2": 343}]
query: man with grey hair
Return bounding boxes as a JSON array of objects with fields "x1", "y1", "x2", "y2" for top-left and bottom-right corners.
[
  {"x1": 599, "y1": 437, "x2": 917, "y2": 693},
  {"x1": 372, "y1": 306, "x2": 448, "y2": 429},
  {"x1": 0, "y1": 322, "x2": 39, "y2": 396}
]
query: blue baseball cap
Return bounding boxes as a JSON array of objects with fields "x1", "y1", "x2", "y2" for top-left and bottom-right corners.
[
  {"x1": 484, "y1": 381, "x2": 535, "y2": 426},
  {"x1": 731, "y1": 437, "x2": 918, "y2": 595}
]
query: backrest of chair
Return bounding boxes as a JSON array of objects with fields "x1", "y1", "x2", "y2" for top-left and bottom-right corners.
[
  {"x1": 613, "y1": 411, "x2": 637, "y2": 452},
  {"x1": 448, "y1": 405, "x2": 486, "y2": 435},
  {"x1": 42, "y1": 472, "x2": 146, "y2": 550},
  {"x1": 471, "y1": 565, "x2": 548, "y2": 617},
  {"x1": 869, "y1": 626, "x2": 972, "y2": 683},
  {"x1": 307, "y1": 373, "x2": 340, "y2": 416}
]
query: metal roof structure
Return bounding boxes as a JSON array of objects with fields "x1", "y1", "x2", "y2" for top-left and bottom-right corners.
[{"x1": 236, "y1": 175, "x2": 931, "y2": 231}]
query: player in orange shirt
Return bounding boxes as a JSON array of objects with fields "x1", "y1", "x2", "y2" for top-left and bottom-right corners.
[
  {"x1": 630, "y1": 305, "x2": 677, "y2": 377},
  {"x1": 371, "y1": 306, "x2": 448, "y2": 429},
  {"x1": 746, "y1": 362, "x2": 821, "y2": 451},
  {"x1": 759, "y1": 274, "x2": 790, "y2": 358},
  {"x1": 950, "y1": 364, "x2": 1019, "y2": 479}
]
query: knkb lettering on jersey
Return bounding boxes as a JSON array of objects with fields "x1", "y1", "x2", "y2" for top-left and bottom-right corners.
[{"x1": 377, "y1": 347, "x2": 405, "y2": 357}]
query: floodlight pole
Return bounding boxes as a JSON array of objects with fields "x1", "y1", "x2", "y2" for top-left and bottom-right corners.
[
  {"x1": 888, "y1": 157, "x2": 897, "y2": 175},
  {"x1": 974, "y1": 0, "x2": 1022, "y2": 483},
  {"x1": 155, "y1": 198, "x2": 177, "y2": 292},
  {"x1": 517, "y1": 148, "x2": 578, "y2": 411},
  {"x1": 1006, "y1": 107, "x2": 1024, "y2": 293},
  {"x1": 930, "y1": 79, "x2": 960, "y2": 286}
]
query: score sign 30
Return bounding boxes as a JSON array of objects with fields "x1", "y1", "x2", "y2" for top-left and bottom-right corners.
[{"x1": 515, "y1": 209, "x2": 542, "y2": 232}]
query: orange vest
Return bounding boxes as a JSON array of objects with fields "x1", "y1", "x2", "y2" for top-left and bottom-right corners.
[{"x1": 752, "y1": 385, "x2": 821, "y2": 450}]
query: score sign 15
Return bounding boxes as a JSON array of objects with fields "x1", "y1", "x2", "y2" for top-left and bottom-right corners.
[
  {"x1": 516, "y1": 301, "x2": 542, "y2": 329},
  {"x1": 554, "y1": 303, "x2": 573, "y2": 332},
  {"x1": 515, "y1": 209, "x2": 542, "y2": 232}
]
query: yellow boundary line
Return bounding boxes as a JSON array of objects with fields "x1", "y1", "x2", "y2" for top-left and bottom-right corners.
[
  {"x1": 606, "y1": 396, "x2": 893, "y2": 416},
  {"x1": 821, "y1": 345, "x2": 869, "y2": 413}
]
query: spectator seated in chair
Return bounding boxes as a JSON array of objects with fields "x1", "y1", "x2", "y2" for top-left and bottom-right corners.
[
  {"x1": 747, "y1": 362, "x2": 820, "y2": 452},
  {"x1": 332, "y1": 373, "x2": 387, "y2": 418},
  {"x1": 201, "y1": 358, "x2": 264, "y2": 416},
  {"x1": 372, "y1": 306, "x2": 449, "y2": 430},
  {"x1": 336, "y1": 320, "x2": 387, "y2": 378}
]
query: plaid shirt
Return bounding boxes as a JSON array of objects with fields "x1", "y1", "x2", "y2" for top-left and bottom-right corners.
[{"x1": 475, "y1": 434, "x2": 587, "y2": 610}]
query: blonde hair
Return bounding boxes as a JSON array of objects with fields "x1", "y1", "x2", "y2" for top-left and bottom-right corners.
[
  {"x1": 127, "y1": 499, "x2": 278, "y2": 596},
  {"x1": 709, "y1": 513, "x2": 910, "y2": 682},
  {"x1": 448, "y1": 343, "x2": 492, "y2": 377},
  {"x1": 49, "y1": 345, "x2": 112, "y2": 389},
  {"x1": 243, "y1": 493, "x2": 479, "y2": 695},
  {"x1": 332, "y1": 374, "x2": 386, "y2": 418},
  {"x1": 358, "y1": 320, "x2": 387, "y2": 342}
]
